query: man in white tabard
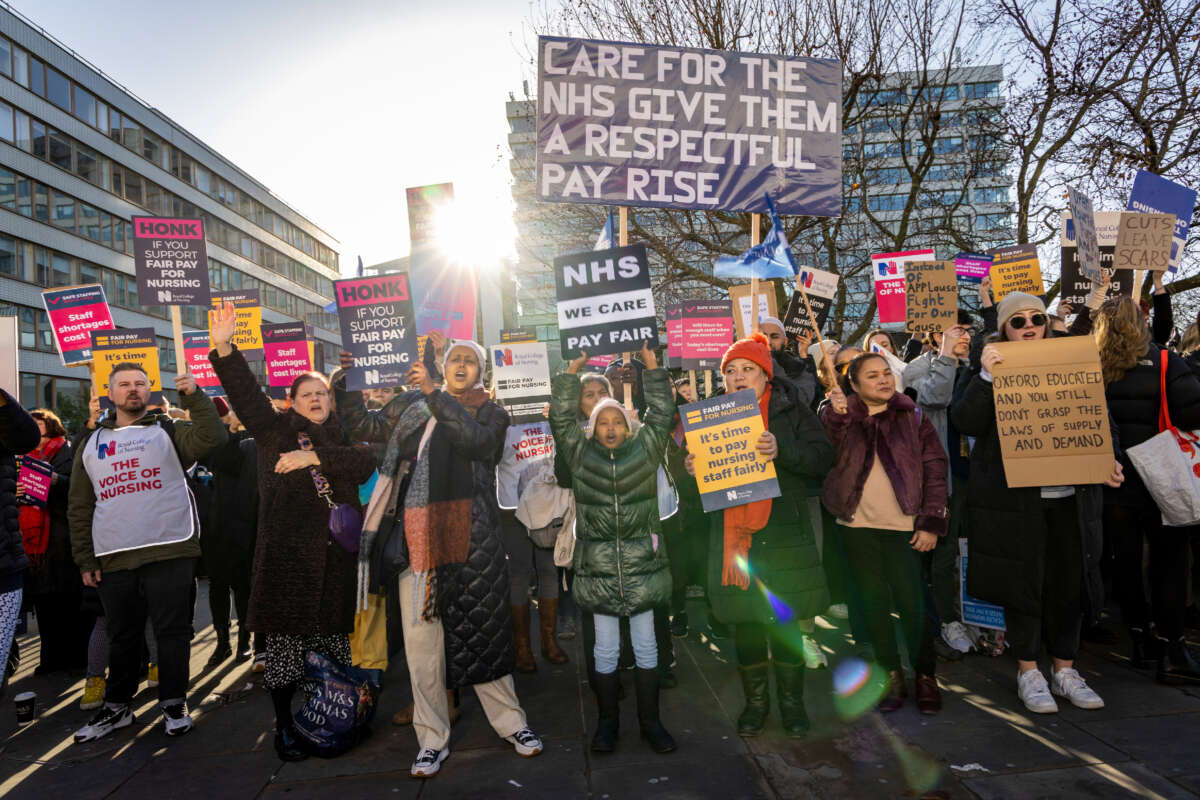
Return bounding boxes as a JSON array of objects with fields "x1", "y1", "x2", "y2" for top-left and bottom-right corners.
[{"x1": 69, "y1": 362, "x2": 226, "y2": 742}]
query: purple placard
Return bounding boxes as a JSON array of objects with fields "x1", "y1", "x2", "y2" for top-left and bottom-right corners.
[{"x1": 954, "y1": 252, "x2": 992, "y2": 284}]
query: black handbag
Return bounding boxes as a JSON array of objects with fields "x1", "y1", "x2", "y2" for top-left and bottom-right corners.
[{"x1": 368, "y1": 461, "x2": 412, "y2": 591}]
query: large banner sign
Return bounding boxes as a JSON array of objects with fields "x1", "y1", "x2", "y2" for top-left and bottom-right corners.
[
  {"x1": 536, "y1": 36, "x2": 843, "y2": 215},
  {"x1": 209, "y1": 290, "x2": 263, "y2": 360},
  {"x1": 91, "y1": 328, "x2": 162, "y2": 409},
  {"x1": 783, "y1": 266, "x2": 837, "y2": 340},
  {"x1": 131, "y1": 216, "x2": 210, "y2": 306},
  {"x1": 334, "y1": 274, "x2": 419, "y2": 392},
  {"x1": 1127, "y1": 169, "x2": 1196, "y2": 273},
  {"x1": 262, "y1": 322, "x2": 312, "y2": 399},
  {"x1": 990, "y1": 337, "x2": 1113, "y2": 488},
  {"x1": 554, "y1": 244, "x2": 659, "y2": 359},
  {"x1": 1059, "y1": 212, "x2": 1133, "y2": 307},
  {"x1": 680, "y1": 389, "x2": 781, "y2": 512},
  {"x1": 872, "y1": 249, "x2": 933, "y2": 324},
  {"x1": 41, "y1": 284, "x2": 115, "y2": 366},
  {"x1": 492, "y1": 341, "x2": 552, "y2": 423}
]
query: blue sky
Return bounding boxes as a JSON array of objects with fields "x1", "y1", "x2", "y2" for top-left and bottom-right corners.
[{"x1": 13, "y1": 0, "x2": 538, "y2": 272}]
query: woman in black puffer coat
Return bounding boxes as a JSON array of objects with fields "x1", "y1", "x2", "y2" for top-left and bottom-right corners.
[
  {"x1": 1095, "y1": 297, "x2": 1200, "y2": 685},
  {"x1": 0, "y1": 390, "x2": 41, "y2": 696}
]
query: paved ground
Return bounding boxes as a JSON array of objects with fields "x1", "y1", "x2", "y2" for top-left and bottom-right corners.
[{"x1": 2, "y1": 580, "x2": 1199, "y2": 798}]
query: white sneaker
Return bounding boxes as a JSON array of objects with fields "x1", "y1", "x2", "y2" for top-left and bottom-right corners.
[
  {"x1": 162, "y1": 703, "x2": 193, "y2": 736},
  {"x1": 505, "y1": 727, "x2": 544, "y2": 757},
  {"x1": 801, "y1": 634, "x2": 828, "y2": 669},
  {"x1": 410, "y1": 746, "x2": 449, "y2": 778},
  {"x1": 74, "y1": 703, "x2": 135, "y2": 743},
  {"x1": 826, "y1": 603, "x2": 850, "y2": 620},
  {"x1": 1017, "y1": 669, "x2": 1058, "y2": 714},
  {"x1": 1051, "y1": 667, "x2": 1105, "y2": 710},
  {"x1": 942, "y1": 622, "x2": 973, "y2": 654}
]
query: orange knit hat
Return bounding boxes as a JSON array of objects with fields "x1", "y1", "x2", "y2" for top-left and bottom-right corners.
[{"x1": 720, "y1": 332, "x2": 774, "y2": 379}]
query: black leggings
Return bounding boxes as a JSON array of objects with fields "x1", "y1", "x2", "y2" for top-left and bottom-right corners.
[
  {"x1": 734, "y1": 622, "x2": 806, "y2": 666},
  {"x1": 840, "y1": 525, "x2": 936, "y2": 676},
  {"x1": 1106, "y1": 503, "x2": 1190, "y2": 641},
  {"x1": 1006, "y1": 497, "x2": 1082, "y2": 662}
]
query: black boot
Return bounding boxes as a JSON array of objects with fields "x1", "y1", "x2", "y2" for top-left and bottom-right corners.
[
  {"x1": 274, "y1": 725, "x2": 308, "y2": 761},
  {"x1": 591, "y1": 671, "x2": 620, "y2": 753},
  {"x1": 1128, "y1": 627, "x2": 1156, "y2": 669},
  {"x1": 773, "y1": 661, "x2": 810, "y2": 738},
  {"x1": 235, "y1": 627, "x2": 251, "y2": 663},
  {"x1": 634, "y1": 668, "x2": 676, "y2": 753},
  {"x1": 1157, "y1": 638, "x2": 1200, "y2": 685},
  {"x1": 205, "y1": 630, "x2": 232, "y2": 670},
  {"x1": 736, "y1": 662, "x2": 770, "y2": 736},
  {"x1": 271, "y1": 685, "x2": 308, "y2": 762}
]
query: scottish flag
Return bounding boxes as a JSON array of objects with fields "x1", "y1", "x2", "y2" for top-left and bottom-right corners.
[
  {"x1": 713, "y1": 194, "x2": 798, "y2": 280},
  {"x1": 594, "y1": 210, "x2": 616, "y2": 250}
]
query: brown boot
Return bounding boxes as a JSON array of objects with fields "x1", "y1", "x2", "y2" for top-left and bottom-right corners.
[
  {"x1": 513, "y1": 603, "x2": 537, "y2": 673},
  {"x1": 538, "y1": 598, "x2": 569, "y2": 664},
  {"x1": 391, "y1": 689, "x2": 460, "y2": 726}
]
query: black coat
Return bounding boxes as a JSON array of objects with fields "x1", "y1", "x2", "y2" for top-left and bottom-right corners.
[
  {"x1": 1104, "y1": 346, "x2": 1200, "y2": 508},
  {"x1": 0, "y1": 391, "x2": 40, "y2": 584},
  {"x1": 337, "y1": 381, "x2": 517, "y2": 689},
  {"x1": 25, "y1": 439, "x2": 78, "y2": 596},
  {"x1": 200, "y1": 430, "x2": 260, "y2": 574},
  {"x1": 706, "y1": 376, "x2": 834, "y2": 625},
  {"x1": 210, "y1": 347, "x2": 376, "y2": 637},
  {"x1": 950, "y1": 372, "x2": 1108, "y2": 623}
]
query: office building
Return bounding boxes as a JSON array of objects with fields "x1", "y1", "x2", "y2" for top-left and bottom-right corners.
[{"x1": 0, "y1": 6, "x2": 341, "y2": 428}]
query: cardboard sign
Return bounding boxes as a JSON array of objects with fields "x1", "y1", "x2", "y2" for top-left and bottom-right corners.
[
  {"x1": 41, "y1": 284, "x2": 116, "y2": 366},
  {"x1": 1065, "y1": 188, "x2": 1102, "y2": 284},
  {"x1": 959, "y1": 538, "x2": 1005, "y2": 631},
  {"x1": 180, "y1": 332, "x2": 222, "y2": 397},
  {"x1": 1114, "y1": 212, "x2": 1175, "y2": 272},
  {"x1": 17, "y1": 456, "x2": 53, "y2": 507},
  {"x1": 1059, "y1": 211, "x2": 1133, "y2": 307},
  {"x1": 872, "y1": 249, "x2": 933, "y2": 324},
  {"x1": 334, "y1": 274, "x2": 419, "y2": 392},
  {"x1": 262, "y1": 322, "x2": 312, "y2": 399},
  {"x1": 554, "y1": 244, "x2": 659, "y2": 359},
  {"x1": 990, "y1": 337, "x2": 1113, "y2": 488},
  {"x1": 91, "y1": 328, "x2": 162, "y2": 409},
  {"x1": 491, "y1": 341, "x2": 552, "y2": 423},
  {"x1": 987, "y1": 244, "x2": 1044, "y2": 300},
  {"x1": 783, "y1": 266, "x2": 838, "y2": 340},
  {"x1": 500, "y1": 327, "x2": 538, "y2": 344},
  {"x1": 905, "y1": 260, "x2": 958, "y2": 333},
  {"x1": 680, "y1": 389, "x2": 780, "y2": 512},
  {"x1": 209, "y1": 290, "x2": 263, "y2": 360},
  {"x1": 729, "y1": 282, "x2": 778, "y2": 340},
  {"x1": 131, "y1": 216, "x2": 210, "y2": 306},
  {"x1": 1127, "y1": 169, "x2": 1196, "y2": 273},
  {"x1": 681, "y1": 301, "x2": 733, "y2": 370},
  {"x1": 954, "y1": 252, "x2": 992, "y2": 284},
  {"x1": 665, "y1": 304, "x2": 684, "y2": 369},
  {"x1": 496, "y1": 422, "x2": 555, "y2": 510},
  {"x1": 536, "y1": 36, "x2": 843, "y2": 216}
]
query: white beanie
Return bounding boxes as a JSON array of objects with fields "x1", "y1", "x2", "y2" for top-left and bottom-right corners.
[
  {"x1": 586, "y1": 397, "x2": 635, "y2": 439},
  {"x1": 443, "y1": 339, "x2": 488, "y2": 388}
]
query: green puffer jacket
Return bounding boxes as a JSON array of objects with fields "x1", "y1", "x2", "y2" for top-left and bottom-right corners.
[{"x1": 550, "y1": 368, "x2": 675, "y2": 616}]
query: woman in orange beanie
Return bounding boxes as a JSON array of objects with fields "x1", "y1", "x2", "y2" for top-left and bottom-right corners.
[{"x1": 685, "y1": 333, "x2": 834, "y2": 737}]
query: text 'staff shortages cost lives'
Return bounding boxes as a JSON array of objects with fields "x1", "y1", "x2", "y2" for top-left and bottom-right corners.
[
  {"x1": 680, "y1": 388, "x2": 780, "y2": 512},
  {"x1": 335, "y1": 274, "x2": 419, "y2": 392},
  {"x1": 41, "y1": 284, "x2": 115, "y2": 366},
  {"x1": 536, "y1": 36, "x2": 842, "y2": 215},
  {"x1": 132, "y1": 217, "x2": 210, "y2": 306},
  {"x1": 555, "y1": 244, "x2": 659, "y2": 359}
]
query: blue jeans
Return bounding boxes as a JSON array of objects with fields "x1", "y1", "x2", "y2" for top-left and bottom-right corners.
[{"x1": 594, "y1": 610, "x2": 656, "y2": 674}]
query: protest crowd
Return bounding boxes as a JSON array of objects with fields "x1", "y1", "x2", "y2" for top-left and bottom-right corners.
[{"x1": 2, "y1": 33, "x2": 1200, "y2": 798}]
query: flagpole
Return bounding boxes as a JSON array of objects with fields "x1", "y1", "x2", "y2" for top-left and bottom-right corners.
[
  {"x1": 749, "y1": 213, "x2": 761, "y2": 335},
  {"x1": 618, "y1": 207, "x2": 634, "y2": 412}
]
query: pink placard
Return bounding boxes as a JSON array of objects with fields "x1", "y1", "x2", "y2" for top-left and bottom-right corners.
[
  {"x1": 181, "y1": 331, "x2": 223, "y2": 397},
  {"x1": 41, "y1": 285, "x2": 116, "y2": 366},
  {"x1": 872, "y1": 249, "x2": 934, "y2": 325},
  {"x1": 132, "y1": 217, "x2": 204, "y2": 239},
  {"x1": 262, "y1": 322, "x2": 312, "y2": 397},
  {"x1": 17, "y1": 457, "x2": 52, "y2": 506}
]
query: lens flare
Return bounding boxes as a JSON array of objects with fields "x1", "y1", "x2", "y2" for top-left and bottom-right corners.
[
  {"x1": 756, "y1": 580, "x2": 796, "y2": 623},
  {"x1": 832, "y1": 657, "x2": 889, "y2": 720}
]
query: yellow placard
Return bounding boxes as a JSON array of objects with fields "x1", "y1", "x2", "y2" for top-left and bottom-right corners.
[
  {"x1": 209, "y1": 291, "x2": 263, "y2": 355},
  {"x1": 90, "y1": 328, "x2": 162, "y2": 404},
  {"x1": 988, "y1": 244, "x2": 1044, "y2": 300}
]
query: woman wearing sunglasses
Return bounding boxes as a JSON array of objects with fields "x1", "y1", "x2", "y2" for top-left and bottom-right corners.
[{"x1": 951, "y1": 292, "x2": 1124, "y2": 715}]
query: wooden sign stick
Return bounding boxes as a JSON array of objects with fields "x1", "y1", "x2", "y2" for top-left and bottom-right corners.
[
  {"x1": 619, "y1": 206, "x2": 634, "y2": 412},
  {"x1": 170, "y1": 306, "x2": 186, "y2": 380},
  {"x1": 749, "y1": 212, "x2": 761, "y2": 335}
]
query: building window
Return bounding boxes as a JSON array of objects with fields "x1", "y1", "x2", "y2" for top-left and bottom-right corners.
[
  {"x1": 965, "y1": 81, "x2": 1001, "y2": 100},
  {"x1": 934, "y1": 136, "x2": 964, "y2": 154},
  {"x1": 72, "y1": 84, "x2": 98, "y2": 128},
  {"x1": 976, "y1": 212, "x2": 1010, "y2": 230},
  {"x1": 12, "y1": 46, "x2": 26, "y2": 86},
  {"x1": 973, "y1": 186, "x2": 1008, "y2": 204},
  {"x1": 14, "y1": 110, "x2": 29, "y2": 151},
  {"x1": 79, "y1": 204, "x2": 101, "y2": 242},
  {"x1": 48, "y1": 129, "x2": 72, "y2": 171},
  {"x1": 0, "y1": 236, "x2": 17, "y2": 277},
  {"x1": 45, "y1": 65, "x2": 71, "y2": 111},
  {"x1": 0, "y1": 37, "x2": 9, "y2": 78},
  {"x1": 50, "y1": 191, "x2": 75, "y2": 233},
  {"x1": 0, "y1": 167, "x2": 12, "y2": 210},
  {"x1": 27, "y1": 56, "x2": 44, "y2": 97},
  {"x1": 75, "y1": 144, "x2": 99, "y2": 184},
  {"x1": 0, "y1": 100, "x2": 11, "y2": 143}
]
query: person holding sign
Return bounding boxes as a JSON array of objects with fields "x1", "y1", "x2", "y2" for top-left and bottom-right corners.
[
  {"x1": 209, "y1": 303, "x2": 376, "y2": 762},
  {"x1": 0, "y1": 391, "x2": 39, "y2": 700},
  {"x1": 68, "y1": 362, "x2": 226, "y2": 743},
  {"x1": 821, "y1": 353, "x2": 949, "y2": 714},
  {"x1": 550, "y1": 342, "x2": 677, "y2": 755},
  {"x1": 760, "y1": 316, "x2": 818, "y2": 410},
  {"x1": 685, "y1": 333, "x2": 834, "y2": 738},
  {"x1": 951, "y1": 292, "x2": 1124, "y2": 715},
  {"x1": 1094, "y1": 297, "x2": 1200, "y2": 684},
  {"x1": 336, "y1": 338, "x2": 544, "y2": 777}
]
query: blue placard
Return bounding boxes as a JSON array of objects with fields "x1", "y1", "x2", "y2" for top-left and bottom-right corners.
[{"x1": 960, "y1": 539, "x2": 1006, "y2": 631}]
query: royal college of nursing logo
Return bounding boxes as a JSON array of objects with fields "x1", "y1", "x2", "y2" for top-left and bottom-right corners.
[{"x1": 97, "y1": 441, "x2": 117, "y2": 460}]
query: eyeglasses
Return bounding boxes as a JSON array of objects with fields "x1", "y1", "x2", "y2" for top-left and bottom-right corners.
[{"x1": 1007, "y1": 313, "x2": 1047, "y2": 330}]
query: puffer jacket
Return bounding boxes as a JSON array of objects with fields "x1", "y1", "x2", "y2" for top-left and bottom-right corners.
[
  {"x1": 550, "y1": 368, "x2": 674, "y2": 617},
  {"x1": 705, "y1": 375, "x2": 835, "y2": 625},
  {"x1": 0, "y1": 392, "x2": 40, "y2": 587}
]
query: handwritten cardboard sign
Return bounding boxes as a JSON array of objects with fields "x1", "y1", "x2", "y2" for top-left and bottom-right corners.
[
  {"x1": 1066, "y1": 188, "x2": 1102, "y2": 284},
  {"x1": 680, "y1": 389, "x2": 780, "y2": 512},
  {"x1": 1114, "y1": 212, "x2": 1175, "y2": 272},
  {"x1": 987, "y1": 244, "x2": 1044, "y2": 300},
  {"x1": 905, "y1": 260, "x2": 958, "y2": 333},
  {"x1": 729, "y1": 281, "x2": 778, "y2": 340},
  {"x1": 990, "y1": 337, "x2": 1113, "y2": 488}
]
